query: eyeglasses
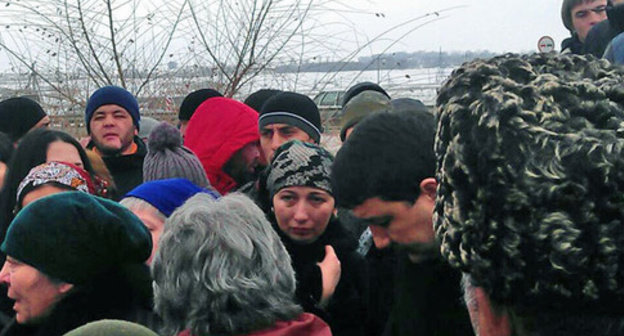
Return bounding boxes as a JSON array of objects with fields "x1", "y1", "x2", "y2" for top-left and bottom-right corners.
[{"x1": 574, "y1": 4, "x2": 607, "y2": 19}]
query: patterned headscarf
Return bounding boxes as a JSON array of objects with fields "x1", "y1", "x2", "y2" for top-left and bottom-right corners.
[
  {"x1": 16, "y1": 161, "x2": 97, "y2": 209},
  {"x1": 266, "y1": 140, "x2": 333, "y2": 198}
]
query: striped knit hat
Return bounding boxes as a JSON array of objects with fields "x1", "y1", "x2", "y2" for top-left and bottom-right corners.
[
  {"x1": 267, "y1": 140, "x2": 333, "y2": 198},
  {"x1": 259, "y1": 92, "x2": 323, "y2": 143},
  {"x1": 143, "y1": 122, "x2": 211, "y2": 189}
]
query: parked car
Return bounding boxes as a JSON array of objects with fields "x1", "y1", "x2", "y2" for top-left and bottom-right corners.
[{"x1": 313, "y1": 90, "x2": 345, "y2": 109}]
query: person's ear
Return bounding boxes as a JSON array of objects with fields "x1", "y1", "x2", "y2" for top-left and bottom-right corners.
[
  {"x1": 419, "y1": 178, "x2": 437, "y2": 202},
  {"x1": 473, "y1": 287, "x2": 511, "y2": 336}
]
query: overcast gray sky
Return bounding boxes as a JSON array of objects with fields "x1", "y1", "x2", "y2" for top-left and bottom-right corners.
[
  {"x1": 345, "y1": 0, "x2": 569, "y2": 54},
  {"x1": 0, "y1": 0, "x2": 571, "y2": 71}
]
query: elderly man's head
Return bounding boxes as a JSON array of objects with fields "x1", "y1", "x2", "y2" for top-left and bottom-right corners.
[{"x1": 435, "y1": 53, "x2": 624, "y2": 336}]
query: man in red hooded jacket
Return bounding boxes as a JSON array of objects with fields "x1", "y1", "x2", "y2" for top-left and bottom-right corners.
[{"x1": 184, "y1": 97, "x2": 260, "y2": 195}]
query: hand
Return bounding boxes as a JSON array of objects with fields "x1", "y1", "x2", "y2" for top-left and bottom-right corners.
[{"x1": 317, "y1": 245, "x2": 341, "y2": 308}]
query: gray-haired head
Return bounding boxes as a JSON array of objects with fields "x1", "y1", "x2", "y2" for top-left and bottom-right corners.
[
  {"x1": 151, "y1": 193, "x2": 301, "y2": 336},
  {"x1": 435, "y1": 53, "x2": 624, "y2": 333}
]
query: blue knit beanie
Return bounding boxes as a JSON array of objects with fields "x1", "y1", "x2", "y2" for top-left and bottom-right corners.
[
  {"x1": 124, "y1": 178, "x2": 218, "y2": 217},
  {"x1": 85, "y1": 86, "x2": 140, "y2": 134}
]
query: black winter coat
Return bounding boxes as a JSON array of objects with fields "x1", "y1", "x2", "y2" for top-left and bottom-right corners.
[
  {"x1": 382, "y1": 252, "x2": 473, "y2": 336},
  {"x1": 0, "y1": 266, "x2": 157, "y2": 336},
  {"x1": 274, "y1": 218, "x2": 369, "y2": 336},
  {"x1": 87, "y1": 136, "x2": 146, "y2": 201}
]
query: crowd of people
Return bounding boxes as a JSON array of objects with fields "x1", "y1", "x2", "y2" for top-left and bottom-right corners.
[{"x1": 0, "y1": 3, "x2": 623, "y2": 335}]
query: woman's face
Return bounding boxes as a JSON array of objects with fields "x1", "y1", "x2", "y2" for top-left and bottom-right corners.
[
  {"x1": 0, "y1": 256, "x2": 72, "y2": 324},
  {"x1": 46, "y1": 141, "x2": 83, "y2": 168},
  {"x1": 273, "y1": 186, "x2": 335, "y2": 244}
]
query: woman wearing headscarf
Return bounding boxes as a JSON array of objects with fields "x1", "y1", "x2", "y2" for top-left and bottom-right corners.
[{"x1": 266, "y1": 140, "x2": 368, "y2": 336}]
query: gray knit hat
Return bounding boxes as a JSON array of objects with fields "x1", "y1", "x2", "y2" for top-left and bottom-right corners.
[
  {"x1": 143, "y1": 122, "x2": 210, "y2": 188},
  {"x1": 267, "y1": 140, "x2": 333, "y2": 198}
]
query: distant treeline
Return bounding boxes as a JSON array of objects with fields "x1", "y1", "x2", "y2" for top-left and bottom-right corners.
[{"x1": 275, "y1": 50, "x2": 500, "y2": 73}]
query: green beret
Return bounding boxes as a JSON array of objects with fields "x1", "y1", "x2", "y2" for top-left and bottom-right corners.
[
  {"x1": 2, "y1": 192, "x2": 151, "y2": 285},
  {"x1": 340, "y1": 90, "x2": 391, "y2": 141},
  {"x1": 63, "y1": 320, "x2": 159, "y2": 336}
]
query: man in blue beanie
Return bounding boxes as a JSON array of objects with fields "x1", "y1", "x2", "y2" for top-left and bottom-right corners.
[{"x1": 84, "y1": 86, "x2": 146, "y2": 200}]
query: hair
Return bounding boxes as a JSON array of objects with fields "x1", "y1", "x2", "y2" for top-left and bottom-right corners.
[
  {"x1": 332, "y1": 110, "x2": 436, "y2": 209},
  {"x1": 119, "y1": 197, "x2": 166, "y2": 222},
  {"x1": 151, "y1": 193, "x2": 302, "y2": 336},
  {"x1": 0, "y1": 132, "x2": 13, "y2": 164},
  {"x1": 0, "y1": 128, "x2": 95, "y2": 244},
  {"x1": 435, "y1": 53, "x2": 624, "y2": 332},
  {"x1": 561, "y1": 0, "x2": 601, "y2": 33}
]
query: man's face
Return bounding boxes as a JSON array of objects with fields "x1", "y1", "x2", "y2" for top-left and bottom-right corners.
[
  {"x1": 89, "y1": 104, "x2": 136, "y2": 156},
  {"x1": 571, "y1": 0, "x2": 607, "y2": 42},
  {"x1": 0, "y1": 257, "x2": 71, "y2": 324},
  {"x1": 351, "y1": 193, "x2": 435, "y2": 250},
  {"x1": 260, "y1": 123, "x2": 313, "y2": 162},
  {"x1": 223, "y1": 141, "x2": 260, "y2": 186}
]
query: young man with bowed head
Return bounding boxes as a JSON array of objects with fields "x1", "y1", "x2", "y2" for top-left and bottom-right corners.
[{"x1": 331, "y1": 110, "x2": 472, "y2": 336}]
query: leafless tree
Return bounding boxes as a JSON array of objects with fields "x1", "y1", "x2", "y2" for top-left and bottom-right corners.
[{"x1": 0, "y1": 0, "x2": 187, "y2": 112}]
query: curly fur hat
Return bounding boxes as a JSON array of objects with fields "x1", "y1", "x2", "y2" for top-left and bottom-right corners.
[{"x1": 435, "y1": 53, "x2": 624, "y2": 312}]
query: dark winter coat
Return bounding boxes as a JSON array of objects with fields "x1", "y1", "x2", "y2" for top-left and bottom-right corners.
[
  {"x1": 381, "y1": 252, "x2": 473, "y2": 336},
  {"x1": 273, "y1": 217, "x2": 369, "y2": 336},
  {"x1": 0, "y1": 266, "x2": 156, "y2": 336},
  {"x1": 87, "y1": 136, "x2": 146, "y2": 201},
  {"x1": 561, "y1": 35, "x2": 584, "y2": 55}
]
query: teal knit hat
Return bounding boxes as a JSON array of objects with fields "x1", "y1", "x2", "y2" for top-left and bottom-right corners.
[
  {"x1": 2, "y1": 192, "x2": 151, "y2": 284},
  {"x1": 63, "y1": 320, "x2": 159, "y2": 336}
]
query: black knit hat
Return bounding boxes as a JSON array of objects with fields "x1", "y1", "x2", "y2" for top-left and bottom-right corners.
[
  {"x1": 178, "y1": 89, "x2": 223, "y2": 121},
  {"x1": 0, "y1": 97, "x2": 47, "y2": 143},
  {"x1": 342, "y1": 82, "x2": 390, "y2": 107},
  {"x1": 259, "y1": 92, "x2": 323, "y2": 143},
  {"x1": 266, "y1": 140, "x2": 333, "y2": 198},
  {"x1": 1, "y1": 192, "x2": 151, "y2": 285},
  {"x1": 143, "y1": 122, "x2": 210, "y2": 188},
  {"x1": 244, "y1": 89, "x2": 282, "y2": 113}
]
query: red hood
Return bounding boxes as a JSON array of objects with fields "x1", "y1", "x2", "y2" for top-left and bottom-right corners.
[
  {"x1": 177, "y1": 313, "x2": 331, "y2": 336},
  {"x1": 184, "y1": 97, "x2": 259, "y2": 195}
]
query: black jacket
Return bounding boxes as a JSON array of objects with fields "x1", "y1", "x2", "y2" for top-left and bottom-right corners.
[
  {"x1": 87, "y1": 136, "x2": 146, "y2": 201},
  {"x1": 274, "y1": 218, "x2": 369, "y2": 336},
  {"x1": 0, "y1": 266, "x2": 156, "y2": 336},
  {"x1": 382, "y1": 252, "x2": 473, "y2": 336},
  {"x1": 561, "y1": 35, "x2": 585, "y2": 54}
]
